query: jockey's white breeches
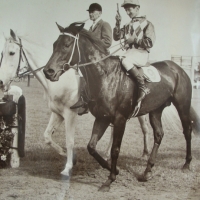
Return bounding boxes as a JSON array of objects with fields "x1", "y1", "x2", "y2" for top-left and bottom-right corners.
[{"x1": 122, "y1": 48, "x2": 149, "y2": 71}]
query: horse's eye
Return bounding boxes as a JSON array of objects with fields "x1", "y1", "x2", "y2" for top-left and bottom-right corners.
[
  {"x1": 9, "y1": 52, "x2": 15, "y2": 56},
  {"x1": 65, "y1": 41, "x2": 72, "y2": 48}
]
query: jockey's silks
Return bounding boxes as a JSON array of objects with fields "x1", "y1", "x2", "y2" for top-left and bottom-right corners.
[{"x1": 127, "y1": 17, "x2": 148, "y2": 44}]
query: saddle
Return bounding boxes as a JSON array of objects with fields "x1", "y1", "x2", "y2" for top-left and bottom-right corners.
[
  {"x1": 137, "y1": 63, "x2": 161, "y2": 83},
  {"x1": 130, "y1": 63, "x2": 161, "y2": 118}
]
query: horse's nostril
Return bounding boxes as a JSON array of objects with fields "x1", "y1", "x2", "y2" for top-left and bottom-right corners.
[
  {"x1": 43, "y1": 68, "x2": 55, "y2": 78},
  {"x1": 47, "y1": 69, "x2": 55, "y2": 75},
  {"x1": 0, "y1": 80, "x2": 3, "y2": 85}
]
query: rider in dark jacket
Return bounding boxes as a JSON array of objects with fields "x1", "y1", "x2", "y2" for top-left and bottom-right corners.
[{"x1": 70, "y1": 3, "x2": 112, "y2": 115}]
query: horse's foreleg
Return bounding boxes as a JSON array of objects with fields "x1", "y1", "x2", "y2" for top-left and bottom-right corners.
[
  {"x1": 104, "y1": 116, "x2": 149, "y2": 162},
  {"x1": 103, "y1": 125, "x2": 113, "y2": 160},
  {"x1": 61, "y1": 109, "x2": 77, "y2": 177},
  {"x1": 44, "y1": 112, "x2": 65, "y2": 156},
  {"x1": 139, "y1": 107, "x2": 165, "y2": 182},
  {"x1": 87, "y1": 118, "x2": 111, "y2": 171},
  {"x1": 99, "y1": 115, "x2": 126, "y2": 192},
  {"x1": 138, "y1": 115, "x2": 149, "y2": 159}
]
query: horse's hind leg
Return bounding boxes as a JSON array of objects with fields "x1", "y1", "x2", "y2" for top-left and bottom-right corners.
[
  {"x1": 138, "y1": 115, "x2": 149, "y2": 158},
  {"x1": 139, "y1": 105, "x2": 165, "y2": 182},
  {"x1": 44, "y1": 112, "x2": 65, "y2": 156},
  {"x1": 173, "y1": 97, "x2": 192, "y2": 171}
]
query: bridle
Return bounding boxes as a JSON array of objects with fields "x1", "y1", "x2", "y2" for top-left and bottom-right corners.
[
  {"x1": 57, "y1": 32, "x2": 123, "y2": 74},
  {"x1": 56, "y1": 32, "x2": 124, "y2": 102},
  {"x1": 0, "y1": 38, "x2": 31, "y2": 84},
  {"x1": 60, "y1": 32, "x2": 81, "y2": 73}
]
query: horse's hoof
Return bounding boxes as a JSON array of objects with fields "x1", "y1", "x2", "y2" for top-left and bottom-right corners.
[
  {"x1": 98, "y1": 184, "x2": 110, "y2": 192},
  {"x1": 138, "y1": 172, "x2": 152, "y2": 182},
  {"x1": 182, "y1": 164, "x2": 190, "y2": 173},
  {"x1": 61, "y1": 174, "x2": 70, "y2": 180},
  {"x1": 60, "y1": 170, "x2": 71, "y2": 180}
]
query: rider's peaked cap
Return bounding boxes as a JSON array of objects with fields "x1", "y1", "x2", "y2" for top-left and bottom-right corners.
[
  {"x1": 87, "y1": 3, "x2": 102, "y2": 12},
  {"x1": 121, "y1": 0, "x2": 140, "y2": 7}
]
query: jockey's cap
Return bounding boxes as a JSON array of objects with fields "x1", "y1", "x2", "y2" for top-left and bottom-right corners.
[
  {"x1": 121, "y1": 0, "x2": 140, "y2": 7},
  {"x1": 87, "y1": 3, "x2": 102, "y2": 12}
]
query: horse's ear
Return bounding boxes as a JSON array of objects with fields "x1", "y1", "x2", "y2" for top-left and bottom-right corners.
[
  {"x1": 10, "y1": 29, "x2": 17, "y2": 41},
  {"x1": 68, "y1": 23, "x2": 85, "y2": 35},
  {"x1": 56, "y1": 22, "x2": 65, "y2": 33},
  {"x1": 74, "y1": 23, "x2": 85, "y2": 33}
]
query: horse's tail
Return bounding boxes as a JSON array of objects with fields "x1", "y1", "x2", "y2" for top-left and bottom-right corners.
[{"x1": 190, "y1": 106, "x2": 200, "y2": 135}]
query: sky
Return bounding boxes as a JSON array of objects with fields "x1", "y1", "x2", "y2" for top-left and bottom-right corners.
[{"x1": 0, "y1": 0, "x2": 200, "y2": 63}]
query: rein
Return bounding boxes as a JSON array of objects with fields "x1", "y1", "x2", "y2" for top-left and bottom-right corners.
[
  {"x1": 59, "y1": 32, "x2": 123, "y2": 73},
  {"x1": 8, "y1": 34, "x2": 124, "y2": 78},
  {"x1": 16, "y1": 38, "x2": 23, "y2": 77}
]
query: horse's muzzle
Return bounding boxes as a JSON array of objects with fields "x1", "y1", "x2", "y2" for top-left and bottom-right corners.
[
  {"x1": 43, "y1": 68, "x2": 55, "y2": 80},
  {"x1": 43, "y1": 68, "x2": 63, "y2": 82}
]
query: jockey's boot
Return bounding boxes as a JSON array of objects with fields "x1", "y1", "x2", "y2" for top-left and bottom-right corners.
[
  {"x1": 70, "y1": 77, "x2": 89, "y2": 115},
  {"x1": 128, "y1": 66, "x2": 150, "y2": 103}
]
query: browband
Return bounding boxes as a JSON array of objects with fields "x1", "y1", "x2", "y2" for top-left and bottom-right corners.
[{"x1": 61, "y1": 32, "x2": 78, "y2": 39}]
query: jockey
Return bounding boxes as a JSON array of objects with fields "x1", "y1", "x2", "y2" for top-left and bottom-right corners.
[
  {"x1": 113, "y1": 0, "x2": 156, "y2": 103},
  {"x1": 70, "y1": 3, "x2": 112, "y2": 115}
]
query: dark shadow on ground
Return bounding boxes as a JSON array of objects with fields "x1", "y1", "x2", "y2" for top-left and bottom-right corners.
[{"x1": 16, "y1": 145, "x2": 200, "y2": 183}]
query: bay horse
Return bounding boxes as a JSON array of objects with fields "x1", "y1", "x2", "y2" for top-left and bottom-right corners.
[
  {"x1": 0, "y1": 30, "x2": 149, "y2": 175},
  {"x1": 43, "y1": 22, "x2": 200, "y2": 191}
]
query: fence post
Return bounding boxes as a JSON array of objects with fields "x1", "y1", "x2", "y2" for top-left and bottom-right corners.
[{"x1": 27, "y1": 75, "x2": 30, "y2": 87}]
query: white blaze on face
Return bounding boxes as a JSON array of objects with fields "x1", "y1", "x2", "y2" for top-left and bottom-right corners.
[{"x1": 0, "y1": 39, "x2": 20, "y2": 91}]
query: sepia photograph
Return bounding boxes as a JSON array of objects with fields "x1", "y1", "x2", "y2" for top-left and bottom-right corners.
[{"x1": 0, "y1": 0, "x2": 200, "y2": 199}]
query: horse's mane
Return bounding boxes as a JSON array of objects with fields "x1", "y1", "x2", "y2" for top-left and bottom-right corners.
[{"x1": 79, "y1": 29, "x2": 108, "y2": 55}]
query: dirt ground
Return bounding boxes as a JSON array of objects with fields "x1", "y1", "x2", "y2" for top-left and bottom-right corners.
[{"x1": 0, "y1": 79, "x2": 200, "y2": 200}]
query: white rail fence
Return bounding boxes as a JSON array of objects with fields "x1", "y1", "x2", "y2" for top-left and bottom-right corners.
[{"x1": 171, "y1": 55, "x2": 200, "y2": 89}]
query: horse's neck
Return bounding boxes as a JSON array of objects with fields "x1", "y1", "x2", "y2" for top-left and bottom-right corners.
[
  {"x1": 79, "y1": 47, "x2": 102, "y2": 97},
  {"x1": 80, "y1": 40, "x2": 122, "y2": 98},
  {"x1": 22, "y1": 40, "x2": 48, "y2": 92}
]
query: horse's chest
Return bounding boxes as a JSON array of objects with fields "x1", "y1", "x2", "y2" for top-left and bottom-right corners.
[{"x1": 48, "y1": 90, "x2": 77, "y2": 115}]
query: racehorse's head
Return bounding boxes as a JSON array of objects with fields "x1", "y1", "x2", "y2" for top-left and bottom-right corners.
[
  {"x1": 0, "y1": 30, "x2": 22, "y2": 91},
  {"x1": 43, "y1": 22, "x2": 85, "y2": 81}
]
